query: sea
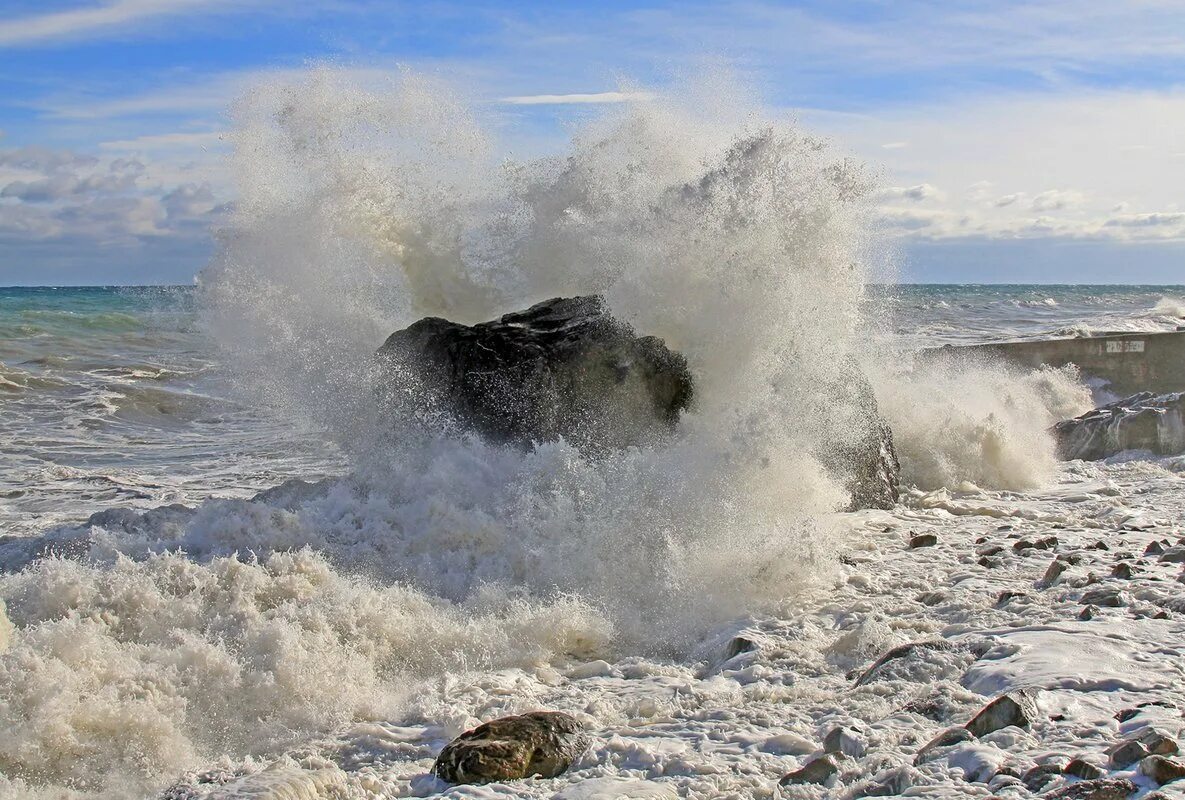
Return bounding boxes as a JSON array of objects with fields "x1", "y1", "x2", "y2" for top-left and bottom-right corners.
[{"x1": 3, "y1": 70, "x2": 1185, "y2": 800}]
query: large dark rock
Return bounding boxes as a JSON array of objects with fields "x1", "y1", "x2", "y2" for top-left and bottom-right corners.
[
  {"x1": 376, "y1": 296, "x2": 692, "y2": 453},
  {"x1": 376, "y1": 295, "x2": 899, "y2": 509},
  {"x1": 432, "y1": 711, "x2": 589, "y2": 785},
  {"x1": 1054, "y1": 392, "x2": 1185, "y2": 461}
]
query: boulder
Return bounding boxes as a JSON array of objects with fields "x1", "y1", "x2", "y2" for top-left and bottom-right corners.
[
  {"x1": 376, "y1": 295, "x2": 900, "y2": 510},
  {"x1": 1054, "y1": 392, "x2": 1185, "y2": 461},
  {"x1": 376, "y1": 296, "x2": 692, "y2": 453},
  {"x1": 432, "y1": 711, "x2": 589, "y2": 785},
  {"x1": 1044, "y1": 778, "x2": 1138, "y2": 800}
]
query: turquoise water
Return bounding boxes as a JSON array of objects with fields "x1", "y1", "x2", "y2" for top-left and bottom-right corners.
[{"x1": 0, "y1": 286, "x2": 344, "y2": 536}]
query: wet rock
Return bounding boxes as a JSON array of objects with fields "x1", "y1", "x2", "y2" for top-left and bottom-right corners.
[
  {"x1": 855, "y1": 640, "x2": 956, "y2": 686},
  {"x1": 997, "y1": 590, "x2": 1029, "y2": 608},
  {"x1": 1160, "y1": 546, "x2": 1185, "y2": 564},
  {"x1": 432, "y1": 711, "x2": 589, "y2": 784},
  {"x1": 910, "y1": 533, "x2": 938, "y2": 549},
  {"x1": 1135, "y1": 729, "x2": 1179, "y2": 756},
  {"x1": 965, "y1": 689, "x2": 1040, "y2": 737},
  {"x1": 1014, "y1": 536, "x2": 1059, "y2": 552},
  {"x1": 1081, "y1": 587, "x2": 1127, "y2": 607},
  {"x1": 780, "y1": 754, "x2": 838, "y2": 786},
  {"x1": 1023, "y1": 763, "x2": 1065, "y2": 792},
  {"x1": 979, "y1": 556, "x2": 1002, "y2": 569},
  {"x1": 1107, "y1": 738, "x2": 1150, "y2": 769},
  {"x1": 1042, "y1": 559, "x2": 1069, "y2": 586},
  {"x1": 376, "y1": 296, "x2": 692, "y2": 454},
  {"x1": 1043, "y1": 778, "x2": 1138, "y2": 799},
  {"x1": 823, "y1": 726, "x2": 867, "y2": 757},
  {"x1": 1146, "y1": 541, "x2": 1166, "y2": 556},
  {"x1": 1139, "y1": 755, "x2": 1185, "y2": 785},
  {"x1": 1064, "y1": 758, "x2": 1106, "y2": 780},
  {"x1": 914, "y1": 727, "x2": 974, "y2": 764},
  {"x1": 1079, "y1": 605, "x2": 1098, "y2": 621},
  {"x1": 1054, "y1": 392, "x2": 1185, "y2": 461},
  {"x1": 1111, "y1": 562, "x2": 1135, "y2": 579},
  {"x1": 724, "y1": 636, "x2": 758, "y2": 660}
]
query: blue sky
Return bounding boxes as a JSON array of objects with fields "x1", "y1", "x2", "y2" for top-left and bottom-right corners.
[{"x1": 0, "y1": 0, "x2": 1183, "y2": 285}]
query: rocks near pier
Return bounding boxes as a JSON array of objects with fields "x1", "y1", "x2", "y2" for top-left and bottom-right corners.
[
  {"x1": 1054, "y1": 391, "x2": 1185, "y2": 460},
  {"x1": 376, "y1": 295, "x2": 900, "y2": 510}
]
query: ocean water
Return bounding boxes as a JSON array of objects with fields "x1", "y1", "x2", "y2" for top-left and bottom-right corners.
[{"x1": 2, "y1": 69, "x2": 1184, "y2": 800}]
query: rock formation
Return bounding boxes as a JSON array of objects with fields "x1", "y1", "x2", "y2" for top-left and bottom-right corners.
[
  {"x1": 1054, "y1": 392, "x2": 1185, "y2": 460},
  {"x1": 432, "y1": 711, "x2": 589, "y2": 785}
]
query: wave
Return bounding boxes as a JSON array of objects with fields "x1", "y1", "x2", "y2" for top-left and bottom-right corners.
[{"x1": 0, "y1": 67, "x2": 1093, "y2": 798}]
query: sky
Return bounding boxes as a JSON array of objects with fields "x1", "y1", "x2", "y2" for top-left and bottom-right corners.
[{"x1": 0, "y1": 0, "x2": 1183, "y2": 285}]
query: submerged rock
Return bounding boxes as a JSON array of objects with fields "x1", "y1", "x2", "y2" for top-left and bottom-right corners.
[
  {"x1": 779, "y1": 754, "x2": 838, "y2": 786},
  {"x1": 965, "y1": 689, "x2": 1039, "y2": 737},
  {"x1": 376, "y1": 295, "x2": 900, "y2": 509},
  {"x1": 432, "y1": 711, "x2": 589, "y2": 785},
  {"x1": 1054, "y1": 392, "x2": 1185, "y2": 461}
]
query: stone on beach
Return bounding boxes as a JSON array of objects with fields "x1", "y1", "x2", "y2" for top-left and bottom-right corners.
[
  {"x1": 432, "y1": 711, "x2": 590, "y2": 785},
  {"x1": 965, "y1": 689, "x2": 1040, "y2": 737}
]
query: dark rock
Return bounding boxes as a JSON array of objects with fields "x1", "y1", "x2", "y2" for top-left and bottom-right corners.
[
  {"x1": 1111, "y1": 562, "x2": 1134, "y2": 579},
  {"x1": 1023, "y1": 763, "x2": 1065, "y2": 792},
  {"x1": 1014, "y1": 536, "x2": 1059, "y2": 552},
  {"x1": 780, "y1": 754, "x2": 838, "y2": 786},
  {"x1": 1140, "y1": 755, "x2": 1185, "y2": 785},
  {"x1": 914, "y1": 727, "x2": 974, "y2": 765},
  {"x1": 1107, "y1": 738, "x2": 1149, "y2": 769},
  {"x1": 910, "y1": 533, "x2": 938, "y2": 549},
  {"x1": 1146, "y1": 541, "x2": 1166, "y2": 556},
  {"x1": 376, "y1": 295, "x2": 900, "y2": 510},
  {"x1": 1043, "y1": 778, "x2": 1137, "y2": 799},
  {"x1": 965, "y1": 689, "x2": 1039, "y2": 737},
  {"x1": 1115, "y1": 708, "x2": 1141, "y2": 723},
  {"x1": 978, "y1": 543, "x2": 1006, "y2": 557},
  {"x1": 1054, "y1": 392, "x2": 1185, "y2": 461},
  {"x1": 1042, "y1": 559, "x2": 1069, "y2": 585},
  {"x1": 979, "y1": 556, "x2": 1002, "y2": 569},
  {"x1": 432, "y1": 711, "x2": 589, "y2": 784},
  {"x1": 724, "y1": 636, "x2": 758, "y2": 660},
  {"x1": 1064, "y1": 758, "x2": 1106, "y2": 781},
  {"x1": 376, "y1": 296, "x2": 692, "y2": 454},
  {"x1": 996, "y1": 590, "x2": 1029, "y2": 608},
  {"x1": 1079, "y1": 605, "x2": 1097, "y2": 621},
  {"x1": 1081, "y1": 587, "x2": 1126, "y2": 607}
]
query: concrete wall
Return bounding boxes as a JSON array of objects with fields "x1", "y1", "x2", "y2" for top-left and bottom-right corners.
[{"x1": 922, "y1": 331, "x2": 1185, "y2": 395}]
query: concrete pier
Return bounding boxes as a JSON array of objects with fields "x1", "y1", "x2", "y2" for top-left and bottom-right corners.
[{"x1": 923, "y1": 330, "x2": 1185, "y2": 395}]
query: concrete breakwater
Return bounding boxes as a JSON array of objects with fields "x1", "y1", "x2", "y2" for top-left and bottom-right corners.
[{"x1": 922, "y1": 330, "x2": 1185, "y2": 396}]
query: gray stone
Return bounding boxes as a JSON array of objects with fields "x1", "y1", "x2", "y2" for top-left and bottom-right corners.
[
  {"x1": 1081, "y1": 587, "x2": 1127, "y2": 607},
  {"x1": 855, "y1": 640, "x2": 957, "y2": 686},
  {"x1": 965, "y1": 689, "x2": 1040, "y2": 737},
  {"x1": 1136, "y1": 729, "x2": 1180, "y2": 757},
  {"x1": 823, "y1": 726, "x2": 866, "y2": 757},
  {"x1": 1023, "y1": 763, "x2": 1065, "y2": 791},
  {"x1": 780, "y1": 754, "x2": 838, "y2": 786},
  {"x1": 432, "y1": 711, "x2": 589, "y2": 784}
]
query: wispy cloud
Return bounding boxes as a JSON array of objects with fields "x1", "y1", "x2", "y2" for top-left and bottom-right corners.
[
  {"x1": 0, "y1": 0, "x2": 265, "y2": 47},
  {"x1": 499, "y1": 91, "x2": 653, "y2": 106}
]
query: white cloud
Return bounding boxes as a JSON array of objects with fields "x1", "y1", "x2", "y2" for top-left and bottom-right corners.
[
  {"x1": 499, "y1": 91, "x2": 654, "y2": 106},
  {"x1": 0, "y1": 0, "x2": 267, "y2": 47},
  {"x1": 1030, "y1": 189, "x2": 1084, "y2": 212},
  {"x1": 99, "y1": 131, "x2": 228, "y2": 151},
  {"x1": 880, "y1": 183, "x2": 943, "y2": 202}
]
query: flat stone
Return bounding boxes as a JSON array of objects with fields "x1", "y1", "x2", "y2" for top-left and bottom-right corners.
[
  {"x1": 1081, "y1": 587, "x2": 1126, "y2": 607},
  {"x1": 965, "y1": 690, "x2": 1040, "y2": 737},
  {"x1": 1023, "y1": 762, "x2": 1065, "y2": 791},
  {"x1": 1136, "y1": 729, "x2": 1180, "y2": 757},
  {"x1": 432, "y1": 711, "x2": 589, "y2": 785},
  {"x1": 780, "y1": 755, "x2": 838, "y2": 786},
  {"x1": 910, "y1": 533, "x2": 938, "y2": 549}
]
